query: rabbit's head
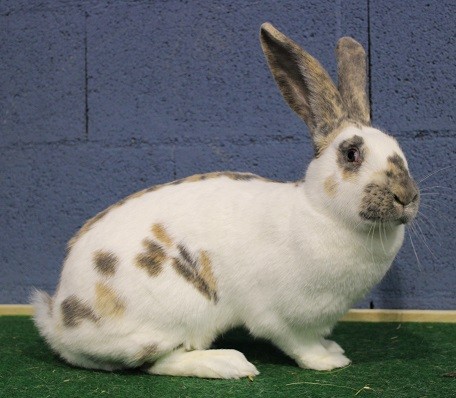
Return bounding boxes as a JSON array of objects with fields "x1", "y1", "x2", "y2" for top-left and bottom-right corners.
[{"x1": 260, "y1": 23, "x2": 419, "y2": 228}]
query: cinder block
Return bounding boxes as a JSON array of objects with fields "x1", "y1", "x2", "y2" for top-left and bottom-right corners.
[
  {"x1": 0, "y1": 1, "x2": 81, "y2": 15},
  {"x1": 0, "y1": 9, "x2": 86, "y2": 145},
  {"x1": 86, "y1": 0, "x2": 368, "y2": 145},
  {"x1": 175, "y1": 139, "x2": 314, "y2": 182},
  {"x1": 370, "y1": 0, "x2": 456, "y2": 133},
  {"x1": 0, "y1": 143, "x2": 174, "y2": 303}
]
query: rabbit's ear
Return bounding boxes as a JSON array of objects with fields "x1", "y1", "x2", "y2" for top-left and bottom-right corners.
[
  {"x1": 260, "y1": 23, "x2": 347, "y2": 153},
  {"x1": 336, "y1": 37, "x2": 370, "y2": 126}
]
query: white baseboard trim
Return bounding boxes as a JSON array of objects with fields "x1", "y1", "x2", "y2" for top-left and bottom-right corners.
[{"x1": 1, "y1": 305, "x2": 455, "y2": 323}]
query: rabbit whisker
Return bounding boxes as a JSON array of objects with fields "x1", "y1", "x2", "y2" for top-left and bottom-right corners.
[
  {"x1": 419, "y1": 185, "x2": 453, "y2": 192},
  {"x1": 420, "y1": 199, "x2": 454, "y2": 214},
  {"x1": 418, "y1": 165, "x2": 452, "y2": 184},
  {"x1": 413, "y1": 219, "x2": 437, "y2": 260},
  {"x1": 365, "y1": 222, "x2": 374, "y2": 255},
  {"x1": 370, "y1": 221, "x2": 377, "y2": 265},
  {"x1": 417, "y1": 211, "x2": 441, "y2": 243},
  {"x1": 408, "y1": 228, "x2": 422, "y2": 271},
  {"x1": 383, "y1": 221, "x2": 390, "y2": 252},
  {"x1": 379, "y1": 221, "x2": 387, "y2": 256},
  {"x1": 419, "y1": 192, "x2": 455, "y2": 196}
]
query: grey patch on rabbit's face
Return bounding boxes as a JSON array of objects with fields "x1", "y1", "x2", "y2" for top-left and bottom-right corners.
[
  {"x1": 135, "y1": 240, "x2": 167, "y2": 277},
  {"x1": 386, "y1": 153, "x2": 420, "y2": 220},
  {"x1": 359, "y1": 183, "x2": 396, "y2": 222},
  {"x1": 61, "y1": 295, "x2": 98, "y2": 327},
  {"x1": 93, "y1": 251, "x2": 119, "y2": 276},
  {"x1": 336, "y1": 135, "x2": 365, "y2": 179},
  {"x1": 172, "y1": 247, "x2": 218, "y2": 303},
  {"x1": 359, "y1": 152, "x2": 419, "y2": 223},
  {"x1": 94, "y1": 283, "x2": 126, "y2": 318}
]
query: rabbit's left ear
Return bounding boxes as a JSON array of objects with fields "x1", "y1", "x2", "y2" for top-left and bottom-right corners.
[
  {"x1": 336, "y1": 37, "x2": 371, "y2": 126},
  {"x1": 260, "y1": 23, "x2": 347, "y2": 154}
]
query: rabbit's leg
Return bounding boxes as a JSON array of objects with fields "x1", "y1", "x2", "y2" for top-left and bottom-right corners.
[
  {"x1": 274, "y1": 333, "x2": 351, "y2": 371},
  {"x1": 248, "y1": 319, "x2": 349, "y2": 371},
  {"x1": 57, "y1": 325, "x2": 180, "y2": 371},
  {"x1": 321, "y1": 338, "x2": 345, "y2": 354},
  {"x1": 295, "y1": 341, "x2": 350, "y2": 370},
  {"x1": 146, "y1": 347, "x2": 259, "y2": 379}
]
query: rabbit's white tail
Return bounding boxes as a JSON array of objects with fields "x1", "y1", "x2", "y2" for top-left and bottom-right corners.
[{"x1": 30, "y1": 289, "x2": 55, "y2": 345}]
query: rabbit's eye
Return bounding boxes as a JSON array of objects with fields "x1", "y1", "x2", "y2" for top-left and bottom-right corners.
[{"x1": 347, "y1": 148, "x2": 360, "y2": 163}]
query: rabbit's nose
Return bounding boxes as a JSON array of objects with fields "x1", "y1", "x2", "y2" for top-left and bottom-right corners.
[{"x1": 392, "y1": 180, "x2": 419, "y2": 207}]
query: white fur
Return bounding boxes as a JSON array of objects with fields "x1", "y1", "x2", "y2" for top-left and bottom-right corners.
[{"x1": 32, "y1": 125, "x2": 407, "y2": 377}]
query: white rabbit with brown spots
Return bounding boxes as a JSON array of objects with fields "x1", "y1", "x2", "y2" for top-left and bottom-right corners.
[{"x1": 32, "y1": 23, "x2": 420, "y2": 378}]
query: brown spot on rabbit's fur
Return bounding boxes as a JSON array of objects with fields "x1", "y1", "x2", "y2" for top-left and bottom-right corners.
[
  {"x1": 135, "y1": 240, "x2": 167, "y2": 277},
  {"x1": 386, "y1": 153, "x2": 419, "y2": 207},
  {"x1": 93, "y1": 251, "x2": 119, "y2": 276},
  {"x1": 180, "y1": 174, "x2": 206, "y2": 183},
  {"x1": 171, "y1": 172, "x2": 265, "y2": 185},
  {"x1": 324, "y1": 175, "x2": 338, "y2": 197},
  {"x1": 94, "y1": 283, "x2": 126, "y2": 318},
  {"x1": 199, "y1": 250, "x2": 218, "y2": 294},
  {"x1": 61, "y1": 295, "x2": 98, "y2": 327},
  {"x1": 224, "y1": 172, "x2": 260, "y2": 181},
  {"x1": 172, "y1": 258, "x2": 215, "y2": 302},
  {"x1": 177, "y1": 244, "x2": 196, "y2": 267},
  {"x1": 387, "y1": 153, "x2": 408, "y2": 178},
  {"x1": 152, "y1": 224, "x2": 174, "y2": 248},
  {"x1": 134, "y1": 344, "x2": 159, "y2": 363},
  {"x1": 172, "y1": 246, "x2": 218, "y2": 302}
]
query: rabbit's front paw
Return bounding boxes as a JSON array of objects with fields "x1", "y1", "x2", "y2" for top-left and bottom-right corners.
[
  {"x1": 321, "y1": 339, "x2": 345, "y2": 354},
  {"x1": 148, "y1": 348, "x2": 259, "y2": 379},
  {"x1": 297, "y1": 352, "x2": 351, "y2": 371}
]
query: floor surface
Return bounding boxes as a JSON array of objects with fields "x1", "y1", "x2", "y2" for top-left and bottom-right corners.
[{"x1": 0, "y1": 317, "x2": 454, "y2": 397}]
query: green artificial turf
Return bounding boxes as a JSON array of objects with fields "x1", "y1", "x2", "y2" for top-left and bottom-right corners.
[{"x1": 0, "y1": 317, "x2": 454, "y2": 397}]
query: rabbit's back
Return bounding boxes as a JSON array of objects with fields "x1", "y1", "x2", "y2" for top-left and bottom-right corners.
[{"x1": 43, "y1": 174, "x2": 298, "y2": 361}]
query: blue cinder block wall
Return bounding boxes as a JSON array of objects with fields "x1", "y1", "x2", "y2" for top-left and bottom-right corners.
[{"x1": 1, "y1": 0, "x2": 454, "y2": 308}]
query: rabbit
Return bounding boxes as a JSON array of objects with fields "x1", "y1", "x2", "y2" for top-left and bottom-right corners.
[{"x1": 32, "y1": 22, "x2": 420, "y2": 379}]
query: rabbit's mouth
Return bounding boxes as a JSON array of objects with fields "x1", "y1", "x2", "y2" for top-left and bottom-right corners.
[{"x1": 397, "y1": 200, "x2": 420, "y2": 224}]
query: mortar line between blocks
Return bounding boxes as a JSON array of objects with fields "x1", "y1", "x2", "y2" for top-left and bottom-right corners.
[
  {"x1": 84, "y1": 11, "x2": 89, "y2": 142},
  {"x1": 367, "y1": 0, "x2": 373, "y2": 123}
]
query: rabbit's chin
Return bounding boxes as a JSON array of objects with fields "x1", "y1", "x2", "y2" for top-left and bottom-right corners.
[{"x1": 359, "y1": 210, "x2": 417, "y2": 228}]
